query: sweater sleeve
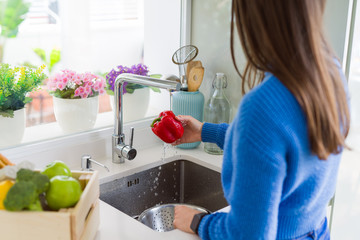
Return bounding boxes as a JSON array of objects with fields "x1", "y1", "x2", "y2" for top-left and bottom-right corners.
[
  {"x1": 198, "y1": 92, "x2": 288, "y2": 239},
  {"x1": 201, "y1": 123, "x2": 229, "y2": 149}
]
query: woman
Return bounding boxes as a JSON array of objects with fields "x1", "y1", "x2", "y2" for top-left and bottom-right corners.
[{"x1": 173, "y1": 0, "x2": 350, "y2": 239}]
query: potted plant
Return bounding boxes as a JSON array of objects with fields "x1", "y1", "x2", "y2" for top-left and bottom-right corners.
[
  {"x1": 47, "y1": 69, "x2": 105, "y2": 133},
  {"x1": 0, "y1": 63, "x2": 46, "y2": 148},
  {"x1": 106, "y1": 63, "x2": 160, "y2": 122},
  {"x1": 0, "y1": 0, "x2": 30, "y2": 62}
]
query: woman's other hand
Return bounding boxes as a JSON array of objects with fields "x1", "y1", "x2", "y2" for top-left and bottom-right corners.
[
  {"x1": 172, "y1": 115, "x2": 203, "y2": 145},
  {"x1": 173, "y1": 205, "x2": 201, "y2": 234}
]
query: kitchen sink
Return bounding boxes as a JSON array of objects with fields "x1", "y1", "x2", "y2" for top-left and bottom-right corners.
[{"x1": 100, "y1": 159, "x2": 228, "y2": 218}]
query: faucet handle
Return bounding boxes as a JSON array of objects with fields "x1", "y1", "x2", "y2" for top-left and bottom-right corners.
[
  {"x1": 129, "y1": 127, "x2": 135, "y2": 148},
  {"x1": 122, "y1": 127, "x2": 136, "y2": 160},
  {"x1": 81, "y1": 155, "x2": 109, "y2": 172}
]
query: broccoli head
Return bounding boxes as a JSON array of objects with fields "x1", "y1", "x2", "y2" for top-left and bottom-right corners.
[
  {"x1": 3, "y1": 181, "x2": 42, "y2": 211},
  {"x1": 16, "y1": 168, "x2": 50, "y2": 194},
  {"x1": 3, "y1": 169, "x2": 50, "y2": 211}
]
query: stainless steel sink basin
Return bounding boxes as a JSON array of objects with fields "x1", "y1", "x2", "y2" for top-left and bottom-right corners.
[{"x1": 100, "y1": 159, "x2": 228, "y2": 218}]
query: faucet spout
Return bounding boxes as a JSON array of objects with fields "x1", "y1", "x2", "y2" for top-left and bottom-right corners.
[{"x1": 112, "y1": 73, "x2": 181, "y2": 163}]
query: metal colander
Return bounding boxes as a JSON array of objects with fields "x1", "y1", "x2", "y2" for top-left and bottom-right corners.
[{"x1": 138, "y1": 203, "x2": 209, "y2": 232}]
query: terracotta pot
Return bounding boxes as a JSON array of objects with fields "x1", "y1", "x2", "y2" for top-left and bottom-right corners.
[{"x1": 28, "y1": 89, "x2": 53, "y2": 112}]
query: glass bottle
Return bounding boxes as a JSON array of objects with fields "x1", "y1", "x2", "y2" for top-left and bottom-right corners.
[{"x1": 204, "y1": 73, "x2": 231, "y2": 155}]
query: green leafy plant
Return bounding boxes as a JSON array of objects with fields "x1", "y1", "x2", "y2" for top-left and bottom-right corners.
[
  {"x1": 0, "y1": 64, "x2": 47, "y2": 118},
  {"x1": 0, "y1": 0, "x2": 30, "y2": 62},
  {"x1": 33, "y1": 48, "x2": 61, "y2": 73},
  {"x1": 0, "y1": 0, "x2": 29, "y2": 38}
]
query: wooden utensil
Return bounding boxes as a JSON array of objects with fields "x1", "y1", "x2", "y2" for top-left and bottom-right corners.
[
  {"x1": 188, "y1": 66, "x2": 204, "y2": 92},
  {"x1": 186, "y1": 60, "x2": 202, "y2": 79}
]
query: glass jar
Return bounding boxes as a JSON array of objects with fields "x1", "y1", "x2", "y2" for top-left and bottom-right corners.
[{"x1": 204, "y1": 73, "x2": 231, "y2": 155}]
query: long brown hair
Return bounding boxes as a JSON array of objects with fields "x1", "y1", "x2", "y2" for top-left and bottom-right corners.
[{"x1": 230, "y1": 0, "x2": 350, "y2": 159}]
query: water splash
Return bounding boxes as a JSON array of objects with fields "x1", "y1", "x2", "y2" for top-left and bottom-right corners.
[
  {"x1": 161, "y1": 143, "x2": 178, "y2": 161},
  {"x1": 161, "y1": 143, "x2": 169, "y2": 161}
]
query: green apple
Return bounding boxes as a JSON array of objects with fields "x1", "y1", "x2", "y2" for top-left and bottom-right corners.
[
  {"x1": 41, "y1": 160, "x2": 71, "y2": 179},
  {"x1": 46, "y1": 175, "x2": 82, "y2": 210}
]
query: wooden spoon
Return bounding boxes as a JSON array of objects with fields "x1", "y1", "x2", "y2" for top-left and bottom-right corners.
[
  {"x1": 188, "y1": 66, "x2": 204, "y2": 92},
  {"x1": 186, "y1": 61, "x2": 202, "y2": 80}
]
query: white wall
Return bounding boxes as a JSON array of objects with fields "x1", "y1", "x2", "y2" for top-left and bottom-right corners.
[
  {"x1": 191, "y1": 0, "x2": 352, "y2": 120},
  {"x1": 191, "y1": 0, "x2": 243, "y2": 120},
  {"x1": 324, "y1": 0, "x2": 352, "y2": 67}
]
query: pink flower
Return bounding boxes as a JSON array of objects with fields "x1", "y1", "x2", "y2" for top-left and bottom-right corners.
[
  {"x1": 78, "y1": 86, "x2": 85, "y2": 94},
  {"x1": 80, "y1": 93, "x2": 88, "y2": 99},
  {"x1": 61, "y1": 77, "x2": 68, "y2": 85},
  {"x1": 93, "y1": 81, "x2": 100, "y2": 91},
  {"x1": 85, "y1": 86, "x2": 92, "y2": 95},
  {"x1": 56, "y1": 82, "x2": 66, "y2": 90},
  {"x1": 48, "y1": 69, "x2": 106, "y2": 99},
  {"x1": 98, "y1": 79, "x2": 105, "y2": 88},
  {"x1": 74, "y1": 88, "x2": 80, "y2": 97},
  {"x1": 85, "y1": 81, "x2": 94, "y2": 87}
]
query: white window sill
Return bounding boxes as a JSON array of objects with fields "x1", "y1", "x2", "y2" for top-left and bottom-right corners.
[
  {"x1": 17, "y1": 104, "x2": 161, "y2": 149},
  {"x1": 21, "y1": 111, "x2": 114, "y2": 146}
]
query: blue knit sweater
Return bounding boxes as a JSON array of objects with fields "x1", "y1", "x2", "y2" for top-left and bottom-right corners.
[{"x1": 199, "y1": 72, "x2": 346, "y2": 239}]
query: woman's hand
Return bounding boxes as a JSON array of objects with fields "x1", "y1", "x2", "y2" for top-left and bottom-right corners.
[
  {"x1": 173, "y1": 206, "x2": 202, "y2": 234},
  {"x1": 172, "y1": 115, "x2": 203, "y2": 145}
]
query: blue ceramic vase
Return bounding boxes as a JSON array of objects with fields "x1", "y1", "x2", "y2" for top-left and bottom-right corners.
[{"x1": 172, "y1": 90, "x2": 204, "y2": 149}]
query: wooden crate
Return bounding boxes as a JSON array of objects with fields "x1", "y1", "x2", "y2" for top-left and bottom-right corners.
[{"x1": 0, "y1": 171, "x2": 100, "y2": 240}]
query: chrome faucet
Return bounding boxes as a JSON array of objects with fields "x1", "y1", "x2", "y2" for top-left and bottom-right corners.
[{"x1": 112, "y1": 73, "x2": 181, "y2": 163}]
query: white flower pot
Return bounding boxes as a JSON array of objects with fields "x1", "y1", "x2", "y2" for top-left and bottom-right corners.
[
  {"x1": 53, "y1": 96, "x2": 99, "y2": 134},
  {"x1": 110, "y1": 87, "x2": 150, "y2": 122},
  {"x1": 0, "y1": 108, "x2": 26, "y2": 148}
]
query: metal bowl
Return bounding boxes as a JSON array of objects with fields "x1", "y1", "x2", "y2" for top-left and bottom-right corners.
[{"x1": 138, "y1": 203, "x2": 209, "y2": 232}]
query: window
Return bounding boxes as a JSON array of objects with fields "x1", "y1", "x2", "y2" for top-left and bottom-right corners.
[
  {"x1": 0, "y1": 0, "x2": 183, "y2": 149},
  {"x1": 24, "y1": 0, "x2": 59, "y2": 25}
]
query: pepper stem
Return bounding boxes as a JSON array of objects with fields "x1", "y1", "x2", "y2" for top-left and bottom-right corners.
[{"x1": 150, "y1": 117, "x2": 162, "y2": 127}]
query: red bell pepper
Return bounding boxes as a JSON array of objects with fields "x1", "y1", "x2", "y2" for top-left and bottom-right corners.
[{"x1": 151, "y1": 111, "x2": 184, "y2": 143}]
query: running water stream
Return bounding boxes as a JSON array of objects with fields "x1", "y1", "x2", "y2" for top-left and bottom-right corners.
[{"x1": 161, "y1": 143, "x2": 178, "y2": 161}]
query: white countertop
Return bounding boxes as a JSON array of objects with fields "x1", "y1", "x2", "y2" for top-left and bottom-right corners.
[{"x1": 2, "y1": 119, "x2": 359, "y2": 239}]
